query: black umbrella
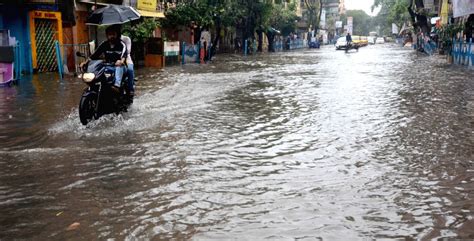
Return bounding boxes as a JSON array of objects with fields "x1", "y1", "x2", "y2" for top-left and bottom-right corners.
[{"x1": 86, "y1": 4, "x2": 141, "y2": 26}]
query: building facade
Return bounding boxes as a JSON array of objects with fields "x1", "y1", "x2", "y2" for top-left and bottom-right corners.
[
  {"x1": 0, "y1": 0, "x2": 82, "y2": 74},
  {"x1": 0, "y1": 0, "x2": 170, "y2": 74}
]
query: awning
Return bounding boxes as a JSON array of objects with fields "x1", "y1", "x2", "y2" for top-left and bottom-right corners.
[{"x1": 138, "y1": 9, "x2": 165, "y2": 18}]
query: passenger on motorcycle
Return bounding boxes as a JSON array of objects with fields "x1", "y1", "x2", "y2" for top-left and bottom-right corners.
[
  {"x1": 83, "y1": 25, "x2": 127, "y2": 93},
  {"x1": 121, "y1": 34, "x2": 135, "y2": 97}
]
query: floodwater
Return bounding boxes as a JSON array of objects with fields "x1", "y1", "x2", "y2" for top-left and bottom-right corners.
[{"x1": 0, "y1": 44, "x2": 473, "y2": 240}]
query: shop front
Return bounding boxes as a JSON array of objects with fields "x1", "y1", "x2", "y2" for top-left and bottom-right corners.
[
  {"x1": 29, "y1": 10, "x2": 63, "y2": 72},
  {"x1": 0, "y1": 3, "x2": 33, "y2": 74}
]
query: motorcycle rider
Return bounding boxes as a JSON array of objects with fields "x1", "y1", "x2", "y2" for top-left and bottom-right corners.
[
  {"x1": 82, "y1": 25, "x2": 127, "y2": 93},
  {"x1": 346, "y1": 32, "x2": 353, "y2": 48}
]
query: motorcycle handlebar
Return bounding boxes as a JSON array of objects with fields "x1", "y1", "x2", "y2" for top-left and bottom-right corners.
[{"x1": 79, "y1": 61, "x2": 116, "y2": 73}]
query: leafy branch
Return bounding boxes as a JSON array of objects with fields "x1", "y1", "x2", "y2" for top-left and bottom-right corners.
[
  {"x1": 122, "y1": 18, "x2": 161, "y2": 43},
  {"x1": 435, "y1": 23, "x2": 464, "y2": 53}
]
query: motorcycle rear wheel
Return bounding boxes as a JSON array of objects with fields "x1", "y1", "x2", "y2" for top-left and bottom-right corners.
[{"x1": 79, "y1": 94, "x2": 98, "y2": 125}]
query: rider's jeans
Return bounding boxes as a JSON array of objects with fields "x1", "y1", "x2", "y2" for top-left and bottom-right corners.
[{"x1": 105, "y1": 66, "x2": 125, "y2": 88}]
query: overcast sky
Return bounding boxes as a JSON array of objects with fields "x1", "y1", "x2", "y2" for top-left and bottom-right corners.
[{"x1": 345, "y1": 0, "x2": 381, "y2": 16}]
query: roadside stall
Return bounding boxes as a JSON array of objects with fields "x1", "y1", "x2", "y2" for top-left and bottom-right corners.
[
  {"x1": 0, "y1": 29, "x2": 19, "y2": 86},
  {"x1": 145, "y1": 37, "x2": 164, "y2": 68}
]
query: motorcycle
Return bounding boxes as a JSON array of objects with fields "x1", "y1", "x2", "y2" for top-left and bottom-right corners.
[
  {"x1": 345, "y1": 42, "x2": 359, "y2": 53},
  {"x1": 309, "y1": 40, "x2": 321, "y2": 49},
  {"x1": 77, "y1": 52, "x2": 132, "y2": 125}
]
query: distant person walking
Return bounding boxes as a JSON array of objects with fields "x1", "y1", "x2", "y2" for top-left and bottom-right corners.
[{"x1": 200, "y1": 28, "x2": 211, "y2": 61}]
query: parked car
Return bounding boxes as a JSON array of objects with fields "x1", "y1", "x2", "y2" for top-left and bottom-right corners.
[
  {"x1": 367, "y1": 36, "x2": 376, "y2": 44},
  {"x1": 360, "y1": 36, "x2": 369, "y2": 46},
  {"x1": 308, "y1": 36, "x2": 321, "y2": 48},
  {"x1": 375, "y1": 37, "x2": 385, "y2": 44},
  {"x1": 352, "y1": 35, "x2": 368, "y2": 47},
  {"x1": 309, "y1": 40, "x2": 320, "y2": 48},
  {"x1": 335, "y1": 37, "x2": 347, "y2": 50}
]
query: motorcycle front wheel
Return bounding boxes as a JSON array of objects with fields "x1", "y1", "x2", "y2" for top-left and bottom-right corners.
[{"x1": 79, "y1": 94, "x2": 98, "y2": 125}]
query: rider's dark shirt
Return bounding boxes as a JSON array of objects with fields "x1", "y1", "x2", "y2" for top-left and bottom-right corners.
[
  {"x1": 90, "y1": 40, "x2": 127, "y2": 64},
  {"x1": 346, "y1": 35, "x2": 352, "y2": 42}
]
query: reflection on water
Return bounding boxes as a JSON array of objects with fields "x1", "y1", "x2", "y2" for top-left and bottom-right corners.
[{"x1": 0, "y1": 45, "x2": 473, "y2": 240}]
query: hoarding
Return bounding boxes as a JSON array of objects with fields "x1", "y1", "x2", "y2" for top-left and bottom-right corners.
[
  {"x1": 423, "y1": 0, "x2": 434, "y2": 9},
  {"x1": 392, "y1": 23, "x2": 399, "y2": 34},
  {"x1": 453, "y1": 0, "x2": 474, "y2": 18},
  {"x1": 320, "y1": 9, "x2": 326, "y2": 29},
  {"x1": 164, "y1": 41, "x2": 180, "y2": 57},
  {"x1": 137, "y1": 0, "x2": 156, "y2": 11},
  {"x1": 347, "y1": 17, "x2": 353, "y2": 34}
]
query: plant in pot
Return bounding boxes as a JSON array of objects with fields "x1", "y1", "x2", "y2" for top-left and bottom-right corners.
[{"x1": 435, "y1": 23, "x2": 464, "y2": 63}]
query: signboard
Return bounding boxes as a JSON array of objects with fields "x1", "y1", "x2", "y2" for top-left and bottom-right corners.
[
  {"x1": 184, "y1": 45, "x2": 198, "y2": 63},
  {"x1": 164, "y1": 41, "x2": 180, "y2": 56},
  {"x1": 453, "y1": 0, "x2": 474, "y2": 18},
  {"x1": 423, "y1": 0, "x2": 434, "y2": 9},
  {"x1": 32, "y1": 10, "x2": 60, "y2": 19},
  {"x1": 137, "y1": 0, "x2": 157, "y2": 11},
  {"x1": 320, "y1": 9, "x2": 326, "y2": 29},
  {"x1": 336, "y1": 21, "x2": 342, "y2": 28},
  {"x1": 392, "y1": 23, "x2": 399, "y2": 34},
  {"x1": 347, "y1": 17, "x2": 353, "y2": 34}
]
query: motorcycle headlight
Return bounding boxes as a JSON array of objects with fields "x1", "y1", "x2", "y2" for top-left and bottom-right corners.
[{"x1": 83, "y1": 73, "x2": 95, "y2": 83}]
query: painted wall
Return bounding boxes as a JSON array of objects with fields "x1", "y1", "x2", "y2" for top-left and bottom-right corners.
[{"x1": 0, "y1": 5, "x2": 33, "y2": 74}]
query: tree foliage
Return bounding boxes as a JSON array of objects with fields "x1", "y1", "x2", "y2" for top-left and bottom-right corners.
[
  {"x1": 372, "y1": 0, "x2": 410, "y2": 35},
  {"x1": 158, "y1": 0, "x2": 299, "y2": 52},
  {"x1": 161, "y1": 2, "x2": 212, "y2": 29},
  {"x1": 267, "y1": 2, "x2": 298, "y2": 36},
  {"x1": 435, "y1": 23, "x2": 465, "y2": 52},
  {"x1": 372, "y1": 0, "x2": 430, "y2": 35},
  {"x1": 340, "y1": 10, "x2": 373, "y2": 36},
  {"x1": 122, "y1": 18, "x2": 161, "y2": 43},
  {"x1": 304, "y1": 0, "x2": 323, "y2": 32}
]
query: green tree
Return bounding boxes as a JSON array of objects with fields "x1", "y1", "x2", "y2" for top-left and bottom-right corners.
[
  {"x1": 372, "y1": 0, "x2": 430, "y2": 35},
  {"x1": 122, "y1": 18, "x2": 161, "y2": 61},
  {"x1": 123, "y1": 18, "x2": 160, "y2": 43},
  {"x1": 161, "y1": 0, "x2": 238, "y2": 57},
  {"x1": 304, "y1": 0, "x2": 323, "y2": 33},
  {"x1": 341, "y1": 10, "x2": 373, "y2": 36},
  {"x1": 159, "y1": 0, "x2": 283, "y2": 54},
  {"x1": 326, "y1": 15, "x2": 336, "y2": 37},
  {"x1": 266, "y1": 2, "x2": 298, "y2": 51},
  {"x1": 372, "y1": 0, "x2": 410, "y2": 35}
]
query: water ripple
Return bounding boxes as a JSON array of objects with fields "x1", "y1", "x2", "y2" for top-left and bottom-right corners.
[{"x1": 0, "y1": 45, "x2": 473, "y2": 240}]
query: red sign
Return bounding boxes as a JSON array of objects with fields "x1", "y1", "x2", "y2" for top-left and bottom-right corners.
[{"x1": 32, "y1": 11, "x2": 60, "y2": 20}]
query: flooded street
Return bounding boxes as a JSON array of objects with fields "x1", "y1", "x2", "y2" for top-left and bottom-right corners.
[{"x1": 1, "y1": 44, "x2": 473, "y2": 240}]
